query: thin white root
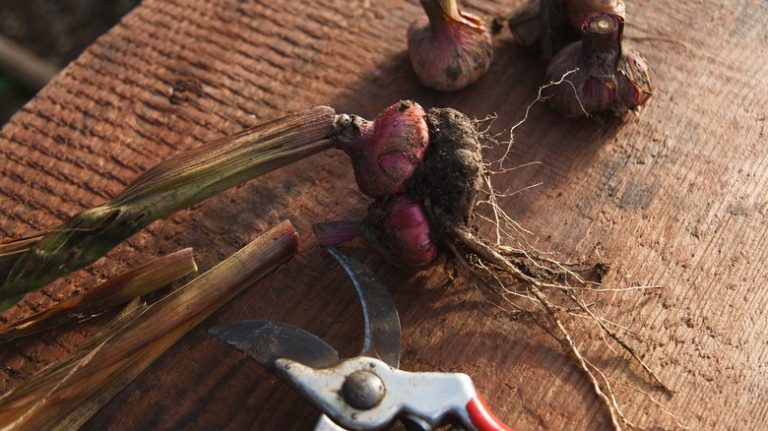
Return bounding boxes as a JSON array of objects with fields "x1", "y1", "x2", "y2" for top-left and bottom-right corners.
[
  {"x1": 615, "y1": 380, "x2": 691, "y2": 430},
  {"x1": 564, "y1": 290, "x2": 673, "y2": 394},
  {"x1": 529, "y1": 286, "x2": 623, "y2": 431},
  {"x1": 458, "y1": 74, "x2": 671, "y2": 428},
  {"x1": 498, "y1": 68, "x2": 587, "y2": 167}
]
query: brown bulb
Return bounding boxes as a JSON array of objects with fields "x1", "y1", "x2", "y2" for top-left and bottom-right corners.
[
  {"x1": 508, "y1": 0, "x2": 625, "y2": 58},
  {"x1": 407, "y1": 0, "x2": 493, "y2": 91},
  {"x1": 543, "y1": 13, "x2": 653, "y2": 118}
]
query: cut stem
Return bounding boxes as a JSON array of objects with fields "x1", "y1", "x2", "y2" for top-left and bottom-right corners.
[
  {"x1": 313, "y1": 221, "x2": 361, "y2": 247},
  {"x1": 422, "y1": 0, "x2": 461, "y2": 24},
  {"x1": 0, "y1": 220, "x2": 298, "y2": 431},
  {"x1": 581, "y1": 14, "x2": 623, "y2": 76},
  {"x1": 0, "y1": 107, "x2": 338, "y2": 311},
  {"x1": 0, "y1": 248, "x2": 198, "y2": 343}
]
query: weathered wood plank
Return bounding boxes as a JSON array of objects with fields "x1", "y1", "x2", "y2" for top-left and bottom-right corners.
[{"x1": 1, "y1": 0, "x2": 767, "y2": 429}]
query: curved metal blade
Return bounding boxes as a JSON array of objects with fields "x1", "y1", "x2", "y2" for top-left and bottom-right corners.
[
  {"x1": 326, "y1": 247, "x2": 401, "y2": 368},
  {"x1": 209, "y1": 320, "x2": 340, "y2": 370}
]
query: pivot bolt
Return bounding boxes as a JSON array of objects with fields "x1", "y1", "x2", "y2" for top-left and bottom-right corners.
[{"x1": 341, "y1": 370, "x2": 385, "y2": 410}]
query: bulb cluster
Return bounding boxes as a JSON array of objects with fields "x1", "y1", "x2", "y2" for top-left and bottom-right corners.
[{"x1": 543, "y1": 13, "x2": 653, "y2": 118}]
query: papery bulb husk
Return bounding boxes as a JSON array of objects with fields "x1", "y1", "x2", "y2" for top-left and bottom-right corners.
[
  {"x1": 543, "y1": 13, "x2": 653, "y2": 118},
  {"x1": 408, "y1": 0, "x2": 494, "y2": 92},
  {"x1": 617, "y1": 51, "x2": 653, "y2": 109},
  {"x1": 336, "y1": 101, "x2": 430, "y2": 198}
]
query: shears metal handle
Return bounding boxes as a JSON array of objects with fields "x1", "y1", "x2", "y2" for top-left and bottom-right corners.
[{"x1": 275, "y1": 356, "x2": 512, "y2": 431}]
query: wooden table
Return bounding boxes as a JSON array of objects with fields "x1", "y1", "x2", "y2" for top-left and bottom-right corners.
[{"x1": 1, "y1": 0, "x2": 766, "y2": 429}]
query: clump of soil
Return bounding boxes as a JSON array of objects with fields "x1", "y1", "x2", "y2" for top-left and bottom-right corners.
[{"x1": 407, "y1": 108, "x2": 484, "y2": 240}]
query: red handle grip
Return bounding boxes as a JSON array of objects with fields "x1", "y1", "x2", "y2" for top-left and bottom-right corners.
[{"x1": 466, "y1": 395, "x2": 514, "y2": 431}]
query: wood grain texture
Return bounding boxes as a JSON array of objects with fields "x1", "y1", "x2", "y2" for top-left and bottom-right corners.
[{"x1": 0, "y1": 0, "x2": 766, "y2": 430}]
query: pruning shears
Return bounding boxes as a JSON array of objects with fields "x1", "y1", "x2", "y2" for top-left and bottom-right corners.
[{"x1": 209, "y1": 248, "x2": 513, "y2": 431}]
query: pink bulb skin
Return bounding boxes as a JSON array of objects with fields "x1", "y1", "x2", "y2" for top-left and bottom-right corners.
[
  {"x1": 382, "y1": 195, "x2": 438, "y2": 268},
  {"x1": 407, "y1": 7, "x2": 493, "y2": 92},
  {"x1": 366, "y1": 195, "x2": 438, "y2": 269},
  {"x1": 347, "y1": 101, "x2": 430, "y2": 198}
]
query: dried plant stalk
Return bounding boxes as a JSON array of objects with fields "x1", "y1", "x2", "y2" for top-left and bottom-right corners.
[
  {"x1": 0, "y1": 220, "x2": 299, "y2": 431},
  {"x1": 0, "y1": 107, "x2": 336, "y2": 311},
  {"x1": 0, "y1": 248, "x2": 197, "y2": 343},
  {"x1": 0, "y1": 235, "x2": 43, "y2": 283}
]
